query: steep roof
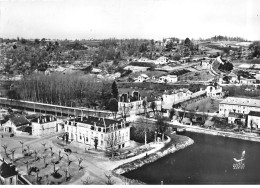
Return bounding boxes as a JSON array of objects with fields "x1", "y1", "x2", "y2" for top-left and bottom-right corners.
[
  {"x1": 248, "y1": 111, "x2": 260, "y2": 117},
  {"x1": 0, "y1": 161, "x2": 18, "y2": 178},
  {"x1": 9, "y1": 115, "x2": 30, "y2": 127}
]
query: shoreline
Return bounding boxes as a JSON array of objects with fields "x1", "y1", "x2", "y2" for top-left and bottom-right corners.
[
  {"x1": 177, "y1": 124, "x2": 260, "y2": 142},
  {"x1": 112, "y1": 135, "x2": 194, "y2": 184}
]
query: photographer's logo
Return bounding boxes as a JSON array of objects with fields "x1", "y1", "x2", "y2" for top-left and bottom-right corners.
[{"x1": 233, "y1": 150, "x2": 245, "y2": 170}]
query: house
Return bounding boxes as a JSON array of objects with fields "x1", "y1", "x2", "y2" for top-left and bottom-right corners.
[
  {"x1": 154, "y1": 56, "x2": 168, "y2": 65},
  {"x1": 2, "y1": 115, "x2": 30, "y2": 135},
  {"x1": 0, "y1": 157, "x2": 18, "y2": 185},
  {"x1": 158, "y1": 75, "x2": 178, "y2": 83},
  {"x1": 136, "y1": 74, "x2": 149, "y2": 82},
  {"x1": 123, "y1": 66, "x2": 150, "y2": 73},
  {"x1": 206, "y1": 85, "x2": 223, "y2": 98},
  {"x1": 239, "y1": 77, "x2": 256, "y2": 85},
  {"x1": 64, "y1": 116, "x2": 131, "y2": 150},
  {"x1": 31, "y1": 115, "x2": 62, "y2": 136},
  {"x1": 219, "y1": 97, "x2": 260, "y2": 117},
  {"x1": 181, "y1": 117, "x2": 192, "y2": 126},
  {"x1": 227, "y1": 112, "x2": 246, "y2": 124},
  {"x1": 228, "y1": 72, "x2": 238, "y2": 83},
  {"x1": 201, "y1": 60, "x2": 211, "y2": 69},
  {"x1": 247, "y1": 111, "x2": 260, "y2": 129}
]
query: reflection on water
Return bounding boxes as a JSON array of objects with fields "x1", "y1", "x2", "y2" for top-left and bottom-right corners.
[{"x1": 123, "y1": 132, "x2": 260, "y2": 184}]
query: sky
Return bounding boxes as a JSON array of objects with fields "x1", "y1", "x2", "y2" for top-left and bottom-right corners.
[{"x1": 0, "y1": 0, "x2": 260, "y2": 41}]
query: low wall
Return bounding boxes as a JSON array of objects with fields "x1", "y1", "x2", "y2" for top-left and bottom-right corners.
[{"x1": 113, "y1": 137, "x2": 194, "y2": 177}]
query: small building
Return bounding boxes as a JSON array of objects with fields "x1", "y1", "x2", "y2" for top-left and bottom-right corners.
[
  {"x1": 136, "y1": 74, "x2": 149, "y2": 83},
  {"x1": 228, "y1": 112, "x2": 246, "y2": 124},
  {"x1": 247, "y1": 111, "x2": 260, "y2": 129},
  {"x1": 158, "y1": 75, "x2": 178, "y2": 83},
  {"x1": 2, "y1": 115, "x2": 30, "y2": 135},
  {"x1": 64, "y1": 116, "x2": 131, "y2": 150},
  {"x1": 31, "y1": 115, "x2": 61, "y2": 136},
  {"x1": 154, "y1": 56, "x2": 168, "y2": 65},
  {"x1": 206, "y1": 85, "x2": 223, "y2": 98},
  {"x1": 0, "y1": 158, "x2": 18, "y2": 185},
  {"x1": 239, "y1": 77, "x2": 256, "y2": 85}
]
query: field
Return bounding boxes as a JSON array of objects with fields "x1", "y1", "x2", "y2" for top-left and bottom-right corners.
[
  {"x1": 178, "y1": 70, "x2": 214, "y2": 82},
  {"x1": 186, "y1": 98, "x2": 221, "y2": 113}
]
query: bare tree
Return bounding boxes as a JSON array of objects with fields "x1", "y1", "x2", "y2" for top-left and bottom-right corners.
[
  {"x1": 1, "y1": 144, "x2": 8, "y2": 157},
  {"x1": 104, "y1": 173, "x2": 115, "y2": 185},
  {"x1": 9, "y1": 149, "x2": 16, "y2": 162},
  {"x1": 24, "y1": 161, "x2": 30, "y2": 175},
  {"x1": 42, "y1": 155, "x2": 48, "y2": 168},
  {"x1": 81, "y1": 176, "x2": 92, "y2": 185},
  {"x1": 106, "y1": 130, "x2": 119, "y2": 160},
  {"x1": 19, "y1": 141, "x2": 24, "y2": 153}
]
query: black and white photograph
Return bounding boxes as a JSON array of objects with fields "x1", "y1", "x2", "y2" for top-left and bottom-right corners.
[{"x1": 0, "y1": 0, "x2": 260, "y2": 185}]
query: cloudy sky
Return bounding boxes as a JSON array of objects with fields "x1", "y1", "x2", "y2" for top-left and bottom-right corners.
[{"x1": 0, "y1": 0, "x2": 259, "y2": 40}]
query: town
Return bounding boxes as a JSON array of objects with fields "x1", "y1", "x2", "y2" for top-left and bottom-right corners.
[
  {"x1": 1, "y1": 35, "x2": 260, "y2": 185},
  {"x1": 1, "y1": 0, "x2": 260, "y2": 185}
]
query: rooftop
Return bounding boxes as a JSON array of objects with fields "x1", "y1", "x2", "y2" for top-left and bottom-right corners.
[
  {"x1": 248, "y1": 111, "x2": 260, "y2": 117},
  {"x1": 220, "y1": 97, "x2": 260, "y2": 108},
  {"x1": 31, "y1": 115, "x2": 57, "y2": 124},
  {"x1": 9, "y1": 115, "x2": 30, "y2": 127},
  {"x1": 67, "y1": 116, "x2": 129, "y2": 128}
]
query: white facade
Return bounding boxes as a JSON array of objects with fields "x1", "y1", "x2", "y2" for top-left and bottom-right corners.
[
  {"x1": 206, "y1": 85, "x2": 223, "y2": 98},
  {"x1": 136, "y1": 74, "x2": 149, "y2": 82},
  {"x1": 31, "y1": 116, "x2": 62, "y2": 136},
  {"x1": 65, "y1": 116, "x2": 131, "y2": 150},
  {"x1": 247, "y1": 111, "x2": 260, "y2": 129},
  {"x1": 219, "y1": 97, "x2": 260, "y2": 117},
  {"x1": 154, "y1": 56, "x2": 168, "y2": 65},
  {"x1": 159, "y1": 75, "x2": 178, "y2": 83}
]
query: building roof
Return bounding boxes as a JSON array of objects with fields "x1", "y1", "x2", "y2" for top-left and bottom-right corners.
[
  {"x1": 30, "y1": 115, "x2": 57, "y2": 124},
  {"x1": 248, "y1": 111, "x2": 260, "y2": 117},
  {"x1": 228, "y1": 112, "x2": 246, "y2": 119},
  {"x1": 0, "y1": 160, "x2": 18, "y2": 178},
  {"x1": 68, "y1": 116, "x2": 128, "y2": 128},
  {"x1": 9, "y1": 115, "x2": 30, "y2": 127},
  {"x1": 220, "y1": 97, "x2": 260, "y2": 108}
]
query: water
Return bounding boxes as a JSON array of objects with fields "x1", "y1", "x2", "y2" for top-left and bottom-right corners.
[{"x1": 123, "y1": 132, "x2": 260, "y2": 184}]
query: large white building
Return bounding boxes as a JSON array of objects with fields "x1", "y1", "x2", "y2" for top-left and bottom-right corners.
[
  {"x1": 219, "y1": 97, "x2": 260, "y2": 117},
  {"x1": 64, "y1": 116, "x2": 131, "y2": 150},
  {"x1": 158, "y1": 75, "x2": 178, "y2": 83},
  {"x1": 247, "y1": 111, "x2": 260, "y2": 129},
  {"x1": 31, "y1": 115, "x2": 63, "y2": 136}
]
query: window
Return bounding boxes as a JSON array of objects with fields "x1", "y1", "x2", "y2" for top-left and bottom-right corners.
[
  {"x1": 101, "y1": 141, "x2": 103, "y2": 146},
  {"x1": 101, "y1": 134, "x2": 103, "y2": 139},
  {"x1": 10, "y1": 177, "x2": 13, "y2": 184}
]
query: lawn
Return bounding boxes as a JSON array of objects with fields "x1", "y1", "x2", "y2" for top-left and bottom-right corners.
[{"x1": 186, "y1": 98, "x2": 221, "y2": 113}]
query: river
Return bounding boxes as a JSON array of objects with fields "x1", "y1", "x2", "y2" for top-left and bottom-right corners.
[{"x1": 123, "y1": 132, "x2": 260, "y2": 184}]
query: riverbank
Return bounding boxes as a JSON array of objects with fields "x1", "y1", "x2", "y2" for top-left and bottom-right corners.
[
  {"x1": 112, "y1": 134, "x2": 194, "y2": 183},
  {"x1": 172, "y1": 122, "x2": 260, "y2": 143}
]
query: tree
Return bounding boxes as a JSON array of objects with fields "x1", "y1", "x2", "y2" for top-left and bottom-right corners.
[
  {"x1": 19, "y1": 141, "x2": 24, "y2": 153},
  {"x1": 1, "y1": 144, "x2": 8, "y2": 157},
  {"x1": 9, "y1": 149, "x2": 16, "y2": 162},
  {"x1": 184, "y1": 38, "x2": 191, "y2": 46},
  {"x1": 111, "y1": 81, "x2": 119, "y2": 99},
  {"x1": 94, "y1": 137, "x2": 98, "y2": 150},
  {"x1": 150, "y1": 101, "x2": 157, "y2": 116},
  {"x1": 181, "y1": 103, "x2": 188, "y2": 121},
  {"x1": 108, "y1": 98, "x2": 118, "y2": 119},
  {"x1": 24, "y1": 161, "x2": 30, "y2": 175},
  {"x1": 155, "y1": 115, "x2": 168, "y2": 142},
  {"x1": 105, "y1": 173, "x2": 115, "y2": 185},
  {"x1": 106, "y1": 130, "x2": 119, "y2": 159}
]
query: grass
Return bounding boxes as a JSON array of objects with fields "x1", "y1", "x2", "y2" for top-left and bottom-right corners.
[
  {"x1": 186, "y1": 98, "x2": 220, "y2": 113},
  {"x1": 179, "y1": 70, "x2": 214, "y2": 82}
]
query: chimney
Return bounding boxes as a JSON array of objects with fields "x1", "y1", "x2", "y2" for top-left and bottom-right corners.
[
  {"x1": 81, "y1": 116, "x2": 83, "y2": 122},
  {"x1": 38, "y1": 118, "x2": 40, "y2": 124}
]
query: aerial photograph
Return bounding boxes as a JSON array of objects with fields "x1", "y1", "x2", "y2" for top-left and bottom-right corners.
[{"x1": 0, "y1": 0, "x2": 260, "y2": 185}]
